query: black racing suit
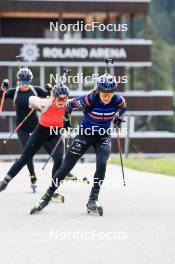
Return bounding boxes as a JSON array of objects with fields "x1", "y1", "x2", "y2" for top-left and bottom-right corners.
[
  {"x1": 49, "y1": 132, "x2": 111, "y2": 193},
  {"x1": 0, "y1": 86, "x2": 48, "y2": 176},
  {"x1": 7, "y1": 124, "x2": 64, "y2": 180}
]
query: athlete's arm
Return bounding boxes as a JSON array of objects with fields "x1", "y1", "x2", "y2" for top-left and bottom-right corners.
[
  {"x1": 113, "y1": 95, "x2": 127, "y2": 127},
  {"x1": 63, "y1": 94, "x2": 93, "y2": 127},
  {"x1": 0, "y1": 88, "x2": 15, "y2": 100},
  {"x1": 29, "y1": 96, "x2": 53, "y2": 113},
  {"x1": 65, "y1": 93, "x2": 93, "y2": 114},
  {"x1": 116, "y1": 95, "x2": 127, "y2": 119}
]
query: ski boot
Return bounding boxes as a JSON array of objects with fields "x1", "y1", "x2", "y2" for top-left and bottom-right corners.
[
  {"x1": 0, "y1": 180, "x2": 8, "y2": 192},
  {"x1": 30, "y1": 175, "x2": 37, "y2": 193},
  {"x1": 86, "y1": 188, "x2": 103, "y2": 216},
  {"x1": 52, "y1": 192, "x2": 65, "y2": 203},
  {"x1": 30, "y1": 190, "x2": 52, "y2": 215}
]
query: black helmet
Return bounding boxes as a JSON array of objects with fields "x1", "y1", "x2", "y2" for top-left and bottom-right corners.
[
  {"x1": 53, "y1": 81, "x2": 69, "y2": 98},
  {"x1": 16, "y1": 67, "x2": 33, "y2": 81},
  {"x1": 97, "y1": 73, "x2": 117, "y2": 93}
]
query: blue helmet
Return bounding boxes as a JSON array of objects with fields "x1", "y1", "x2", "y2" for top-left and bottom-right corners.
[
  {"x1": 97, "y1": 74, "x2": 117, "y2": 93},
  {"x1": 16, "y1": 68, "x2": 33, "y2": 82},
  {"x1": 53, "y1": 81, "x2": 69, "y2": 98}
]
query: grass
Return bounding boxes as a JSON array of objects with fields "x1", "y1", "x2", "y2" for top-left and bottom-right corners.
[{"x1": 110, "y1": 157, "x2": 175, "y2": 176}]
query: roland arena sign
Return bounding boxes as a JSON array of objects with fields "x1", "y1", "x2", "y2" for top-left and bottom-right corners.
[{"x1": 0, "y1": 42, "x2": 151, "y2": 62}]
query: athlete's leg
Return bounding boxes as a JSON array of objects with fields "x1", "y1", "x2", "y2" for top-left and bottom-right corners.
[
  {"x1": 43, "y1": 135, "x2": 64, "y2": 177},
  {"x1": 48, "y1": 135, "x2": 94, "y2": 193},
  {"x1": 93, "y1": 136, "x2": 111, "y2": 190},
  {"x1": 5, "y1": 125, "x2": 49, "y2": 182},
  {"x1": 17, "y1": 128, "x2": 36, "y2": 176},
  {"x1": 86, "y1": 135, "x2": 111, "y2": 209}
]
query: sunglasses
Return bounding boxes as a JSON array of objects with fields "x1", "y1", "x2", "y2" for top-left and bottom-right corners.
[
  {"x1": 19, "y1": 80, "x2": 30, "y2": 85},
  {"x1": 100, "y1": 92, "x2": 114, "y2": 98}
]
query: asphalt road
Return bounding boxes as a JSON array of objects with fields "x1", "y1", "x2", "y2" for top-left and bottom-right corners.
[{"x1": 0, "y1": 161, "x2": 174, "y2": 264}]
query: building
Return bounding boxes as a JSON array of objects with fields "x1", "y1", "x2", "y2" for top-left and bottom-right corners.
[{"x1": 0, "y1": 0, "x2": 174, "y2": 158}]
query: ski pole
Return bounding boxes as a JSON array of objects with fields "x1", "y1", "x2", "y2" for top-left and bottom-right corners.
[
  {"x1": 104, "y1": 57, "x2": 113, "y2": 74},
  {"x1": 16, "y1": 55, "x2": 24, "y2": 70},
  {"x1": 3, "y1": 108, "x2": 35, "y2": 144},
  {"x1": 116, "y1": 127, "x2": 126, "y2": 186},
  {"x1": 42, "y1": 136, "x2": 62, "y2": 170},
  {"x1": 62, "y1": 68, "x2": 71, "y2": 85},
  {"x1": 66, "y1": 131, "x2": 71, "y2": 148}
]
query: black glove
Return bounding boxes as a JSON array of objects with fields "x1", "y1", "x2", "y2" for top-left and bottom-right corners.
[
  {"x1": 45, "y1": 83, "x2": 53, "y2": 94},
  {"x1": 113, "y1": 116, "x2": 124, "y2": 128},
  {"x1": 63, "y1": 117, "x2": 71, "y2": 131},
  {"x1": 1, "y1": 79, "x2": 9, "y2": 90}
]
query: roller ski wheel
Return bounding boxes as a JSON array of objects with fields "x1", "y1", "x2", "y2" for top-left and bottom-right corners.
[
  {"x1": 52, "y1": 193, "x2": 65, "y2": 203},
  {"x1": 0, "y1": 180, "x2": 8, "y2": 192},
  {"x1": 83, "y1": 177, "x2": 90, "y2": 184},
  {"x1": 30, "y1": 192, "x2": 51, "y2": 215},
  {"x1": 86, "y1": 200, "x2": 103, "y2": 216},
  {"x1": 30, "y1": 175, "x2": 37, "y2": 193}
]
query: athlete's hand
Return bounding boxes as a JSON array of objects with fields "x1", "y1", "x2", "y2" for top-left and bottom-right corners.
[
  {"x1": 1, "y1": 79, "x2": 9, "y2": 90},
  {"x1": 113, "y1": 116, "x2": 124, "y2": 128},
  {"x1": 63, "y1": 117, "x2": 71, "y2": 131},
  {"x1": 45, "y1": 83, "x2": 53, "y2": 94}
]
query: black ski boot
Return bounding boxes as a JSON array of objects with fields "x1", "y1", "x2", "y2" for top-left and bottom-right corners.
[
  {"x1": 0, "y1": 180, "x2": 8, "y2": 192},
  {"x1": 30, "y1": 175, "x2": 37, "y2": 193},
  {"x1": 86, "y1": 188, "x2": 103, "y2": 216},
  {"x1": 30, "y1": 190, "x2": 53, "y2": 215}
]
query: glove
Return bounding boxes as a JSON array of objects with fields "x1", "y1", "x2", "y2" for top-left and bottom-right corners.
[
  {"x1": 45, "y1": 83, "x2": 53, "y2": 94},
  {"x1": 113, "y1": 116, "x2": 124, "y2": 128},
  {"x1": 1, "y1": 79, "x2": 9, "y2": 90},
  {"x1": 63, "y1": 117, "x2": 71, "y2": 131}
]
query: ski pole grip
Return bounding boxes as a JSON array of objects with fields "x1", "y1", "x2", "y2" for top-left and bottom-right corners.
[
  {"x1": 1, "y1": 79, "x2": 9, "y2": 90},
  {"x1": 16, "y1": 55, "x2": 24, "y2": 62},
  {"x1": 104, "y1": 58, "x2": 114, "y2": 64}
]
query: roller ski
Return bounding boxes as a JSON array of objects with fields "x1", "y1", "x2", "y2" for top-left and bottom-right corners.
[
  {"x1": 52, "y1": 192, "x2": 65, "y2": 203},
  {"x1": 64, "y1": 173, "x2": 77, "y2": 181},
  {"x1": 30, "y1": 191, "x2": 52, "y2": 215},
  {"x1": 0, "y1": 180, "x2": 8, "y2": 192},
  {"x1": 30, "y1": 175, "x2": 37, "y2": 193},
  {"x1": 86, "y1": 188, "x2": 103, "y2": 216}
]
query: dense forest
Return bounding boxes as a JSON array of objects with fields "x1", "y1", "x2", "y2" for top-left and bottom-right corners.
[
  {"x1": 150, "y1": 0, "x2": 175, "y2": 92},
  {"x1": 134, "y1": 0, "x2": 175, "y2": 132}
]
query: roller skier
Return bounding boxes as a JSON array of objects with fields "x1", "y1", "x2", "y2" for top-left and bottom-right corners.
[
  {"x1": 30, "y1": 72, "x2": 127, "y2": 216},
  {"x1": 0, "y1": 81, "x2": 77, "y2": 200},
  {"x1": 0, "y1": 68, "x2": 52, "y2": 192}
]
